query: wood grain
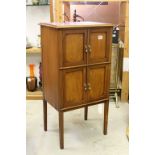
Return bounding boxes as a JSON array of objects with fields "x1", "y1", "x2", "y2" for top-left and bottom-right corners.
[
  {"x1": 62, "y1": 68, "x2": 86, "y2": 108},
  {"x1": 41, "y1": 23, "x2": 113, "y2": 149},
  {"x1": 59, "y1": 112, "x2": 64, "y2": 149},
  {"x1": 43, "y1": 99, "x2": 47, "y2": 131},
  {"x1": 84, "y1": 106, "x2": 88, "y2": 120},
  {"x1": 41, "y1": 26, "x2": 59, "y2": 110},
  {"x1": 88, "y1": 28, "x2": 112, "y2": 64},
  {"x1": 50, "y1": 0, "x2": 54, "y2": 22},
  {"x1": 62, "y1": 29, "x2": 87, "y2": 67},
  {"x1": 121, "y1": 71, "x2": 129, "y2": 101},
  {"x1": 87, "y1": 65, "x2": 107, "y2": 102},
  {"x1": 65, "y1": 34, "x2": 84, "y2": 63},
  {"x1": 55, "y1": 0, "x2": 63, "y2": 22},
  {"x1": 90, "y1": 32, "x2": 106, "y2": 60},
  {"x1": 120, "y1": 1, "x2": 129, "y2": 102},
  {"x1": 104, "y1": 100, "x2": 109, "y2": 135}
]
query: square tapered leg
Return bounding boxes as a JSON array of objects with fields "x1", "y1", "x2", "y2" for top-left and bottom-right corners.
[
  {"x1": 104, "y1": 100, "x2": 109, "y2": 135},
  {"x1": 43, "y1": 99, "x2": 47, "y2": 131},
  {"x1": 84, "y1": 106, "x2": 88, "y2": 120},
  {"x1": 59, "y1": 112, "x2": 64, "y2": 149}
]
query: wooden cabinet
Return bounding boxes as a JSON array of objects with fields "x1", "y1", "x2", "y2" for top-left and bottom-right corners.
[{"x1": 40, "y1": 22, "x2": 113, "y2": 149}]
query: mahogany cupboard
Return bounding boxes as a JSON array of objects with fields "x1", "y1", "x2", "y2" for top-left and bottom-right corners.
[{"x1": 40, "y1": 22, "x2": 113, "y2": 149}]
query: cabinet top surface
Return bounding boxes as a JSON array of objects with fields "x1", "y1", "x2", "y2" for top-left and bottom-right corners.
[{"x1": 40, "y1": 22, "x2": 113, "y2": 28}]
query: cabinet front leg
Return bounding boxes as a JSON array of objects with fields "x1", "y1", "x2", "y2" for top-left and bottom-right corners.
[
  {"x1": 59, "y1": 111, "x2": 64, "y2": 149},
  {"x1": 84, "y1": 106, "x2": 88, "y2": 120},
  {"x1": 103, "y1": 100, "x2": 109, "y2": 135},
  {"x1": 43, "y1": 99, "x2": 47, "y2": 131}
]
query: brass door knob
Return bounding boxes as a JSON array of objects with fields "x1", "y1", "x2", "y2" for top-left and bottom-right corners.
[
  {"x1": 88, "y1": 45, "x2": 92, "y2": 53},
  {"x1": 87, "y1": 83, "x2": 91, "y2": 90},
  {"x1": 85, "y1": 45, "x2": 88, "y2": 53},
  {"x1": 84, "y1": 83, "x2": 87, "y2": 91}
]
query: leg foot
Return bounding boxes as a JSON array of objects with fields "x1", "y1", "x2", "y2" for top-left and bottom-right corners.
[
  {"x1": 43, "y1": 99, "x2": 47, "y2": 131},
  {"x1": 59, "y1": 112, "x2": 64, "y2": 149},
  {"x1": 104, "y1": 101, "x2": 109, "y2": 135},
  {"x1": 84, "y1": 106, "x2": 88, "y2": 120}
]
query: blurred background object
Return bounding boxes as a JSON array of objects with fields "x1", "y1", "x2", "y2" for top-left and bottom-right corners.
[{"x1": 26, "y1": 64, "x2": 37, "y2": 91}]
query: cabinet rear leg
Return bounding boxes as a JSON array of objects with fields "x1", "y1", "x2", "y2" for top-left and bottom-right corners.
[
  {"x1": 84, "y1": 106, "x2": 88, "y2": 120},
  {"x1": 104, "y1": 100, "x2": 109, "y2": 135},
  {"x1": 43, "y1": 99, "x2": 47, "y2": 131},
  {"x1": 59, "y1": 111, "x2": 64, "y2": 149}
]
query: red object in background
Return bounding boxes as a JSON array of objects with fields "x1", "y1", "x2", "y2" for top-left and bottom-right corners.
[
  {"x1": 39, "y1": 62, "x2": 42, "y2": 87},
  {"x1": 26, "y1": 64, "x2": 37, "y2": 91},
  {"x1": 29, "y1": 64, "x2": 35, "y2": 77}
]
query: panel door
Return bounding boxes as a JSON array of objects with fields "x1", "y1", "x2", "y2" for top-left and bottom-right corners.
[
  {"x1": 62, "y1": 29, "x2": 87, "y2": 67},
  {"x1": 62, "y1": 67, "x2": 86, "y2": 108},
  {"x1": 88, "y1": 28, "x2": 112, "y2": 64},
  {"x1": 87, "y1": 65, "x2": 110, "y2": 102}
]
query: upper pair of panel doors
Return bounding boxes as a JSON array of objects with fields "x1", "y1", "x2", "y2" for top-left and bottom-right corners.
[{"x1": 62, "y1": 28, "x2": 112, "y2": 67}]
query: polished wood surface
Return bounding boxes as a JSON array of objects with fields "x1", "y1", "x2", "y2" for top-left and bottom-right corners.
[
  {"x1": 41, "y1": 26, "x2": 59, "y2": 110},
  {"x1": 59, "y1": 112, "x2": 64, "y2": 149},
  {"x1": 49, "y1": 0, "x2": 129, "y2": 102},
  {"x1": 62, "y1": 68, "x2": 86, "y2": 108},
  {"x1": 65, "y1": 34, "x2": 83, "y2": 62},
  {"x1": 62, "y1": 29, "x2": 87, "y2": 66},
  {"x1": 90, "y1": 32, "x2": 106, "y2": 60},
  {"x1": 104, "y1": 100, "x2": 109, "y2": 135},
  {"x1": 87, "y1": 65, "x2": 107, "y2": 102},
  {"x1": 40, "y1": 22, "x2": 113, "y2": 28},
  {"x1": 41, "y1": 22, "x2": 112, "y2": 149},
  {"x1": 88, "y1": 28, "x2": 112, "y2": 64},
  {"x1": 43, "y1": 99, "x2": 47, "y2": 131},
  {"x1": 84, "y1": 106, "x2": 88, "y2": 120}
]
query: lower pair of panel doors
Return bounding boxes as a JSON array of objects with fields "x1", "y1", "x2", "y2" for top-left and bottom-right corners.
[{"x1": 61, "y1": 65, "x2": 110, "y2": 108}]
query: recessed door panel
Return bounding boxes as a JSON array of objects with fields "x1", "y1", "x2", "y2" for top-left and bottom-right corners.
[
  {"x1": 62, "y1": 68, "x2": 86, "y2": 108},
  {"x1": 87, "y1": 65, "x2": 109, "y2": 102},
  {"x1": 90, "y1": 32, "x2": 106, "y2": 59},
  {"x1": 62, "y1": 30, "x2": 87, "y2": 66},
  {"x1": 88, "y1": 28, "x2": 112, "y2": 64}
]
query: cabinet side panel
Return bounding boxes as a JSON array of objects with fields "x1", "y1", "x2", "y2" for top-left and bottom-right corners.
[
  {"x1": 105, "y1": 27, "x2": 113, "y2": 99},
  {"x1": 41, "y1": 26, "x2": 59, "y2": 110}
]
